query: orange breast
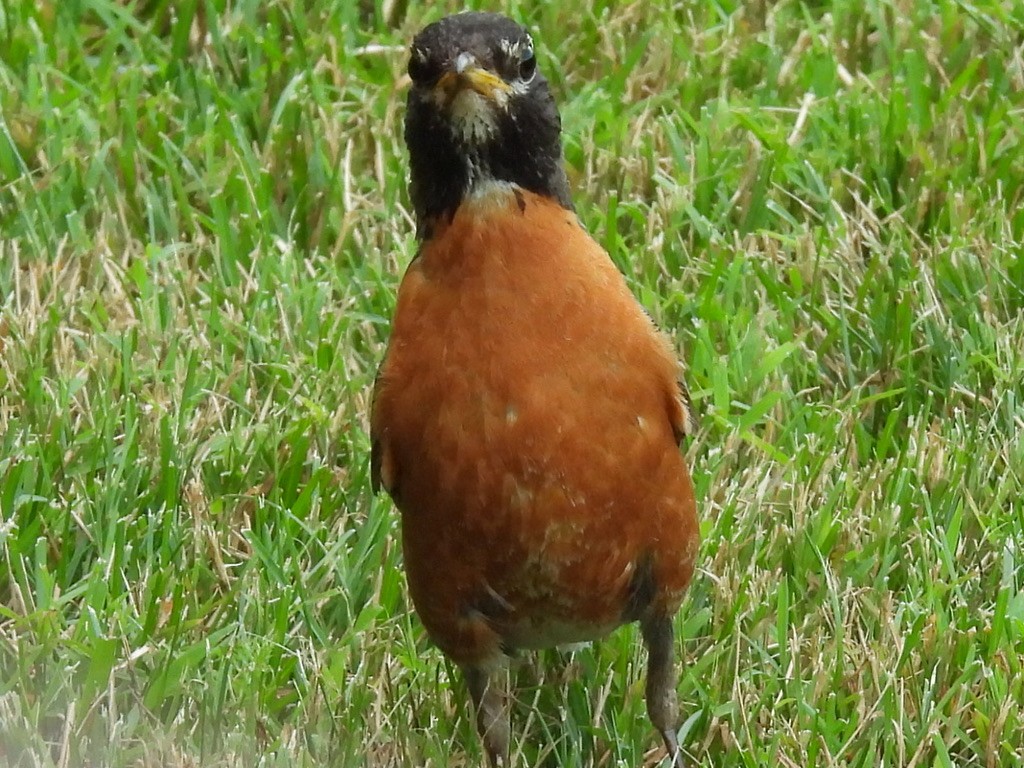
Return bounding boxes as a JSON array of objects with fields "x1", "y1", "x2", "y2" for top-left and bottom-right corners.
[{"x1": 372, "y1": 186, "x2": 698, "y2": 665}]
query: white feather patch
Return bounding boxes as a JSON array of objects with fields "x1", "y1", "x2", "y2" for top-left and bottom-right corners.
[{"x1": 448, "y1": 89, "x2": 501, "y2": 145}]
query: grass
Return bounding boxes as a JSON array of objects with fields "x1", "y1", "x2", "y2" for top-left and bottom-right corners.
[{"x1": 1, "y1": 0, "x2": 1023, "y2": 765}]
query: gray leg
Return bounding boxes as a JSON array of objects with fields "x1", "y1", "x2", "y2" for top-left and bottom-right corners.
[
  {"x1": 464, "y1": 665, "x2": 509, "y2": 767},
  {"x1": 641, "y1": 615, "x2": 685, "y2": 767}
]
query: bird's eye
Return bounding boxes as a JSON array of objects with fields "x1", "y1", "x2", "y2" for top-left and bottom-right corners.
[
  {"x1": 408, "y1": 48, "x2": 435, "y2": 84},
  {"x1": 518, "y1": 47, "x2": 536, "y2": 81}
]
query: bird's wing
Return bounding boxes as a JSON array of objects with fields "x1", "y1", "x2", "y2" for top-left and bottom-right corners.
[
  {"x1": 672, "y1": 361, "x2": 699, "y2": 445},
  {"x1": 369, "y1": 356, "x2": 387, "y2": 495}
]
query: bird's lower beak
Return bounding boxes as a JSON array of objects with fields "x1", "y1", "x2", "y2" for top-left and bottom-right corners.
[{"x1": 435, "y1": 67, "x2": 511, "y2": 104}]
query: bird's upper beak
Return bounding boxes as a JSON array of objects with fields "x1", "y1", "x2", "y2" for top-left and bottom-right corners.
[{"x1": 434, "y1": 52, "x2": 511, "y2": 105}]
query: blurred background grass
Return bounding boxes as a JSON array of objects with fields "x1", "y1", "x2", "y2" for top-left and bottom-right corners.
[{"x1": 1, "y1": 0, "x2": 1022, "y2": 766}]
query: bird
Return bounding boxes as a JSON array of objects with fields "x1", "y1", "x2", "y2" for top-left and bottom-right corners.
[{"x1": 370, "y1": 11, "x2": 700, "y2": 766}]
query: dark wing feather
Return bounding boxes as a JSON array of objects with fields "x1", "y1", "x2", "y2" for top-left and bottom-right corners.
[
  {"x1": 369, "y1": 358, "x2": 386, "y2": 494},
  {"x1": 673, "y1": 362, "x2": 699, "y2": 445}
]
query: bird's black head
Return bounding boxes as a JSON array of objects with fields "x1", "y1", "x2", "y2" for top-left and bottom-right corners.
[{"x1": 404, "y1": 12, "x2": 573, "y2": 237}]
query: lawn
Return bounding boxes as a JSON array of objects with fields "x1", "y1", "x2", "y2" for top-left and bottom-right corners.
[{"x1": 1, "y1": 0, "x2": 1023, "y2": 766}]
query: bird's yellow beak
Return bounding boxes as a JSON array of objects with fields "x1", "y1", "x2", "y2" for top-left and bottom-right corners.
[{"x1": 435, "y1": 66, "x2": 511, "y2": 104}]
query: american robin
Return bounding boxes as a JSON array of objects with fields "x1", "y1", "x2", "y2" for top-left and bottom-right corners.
[{"x1": 370, "y1": 11, "x2": 700, "y2": 766}]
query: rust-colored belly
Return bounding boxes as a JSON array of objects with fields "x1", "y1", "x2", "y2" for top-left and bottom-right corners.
[{"x1": 374, "y1": 189, "x2": 699, "y2": 665}]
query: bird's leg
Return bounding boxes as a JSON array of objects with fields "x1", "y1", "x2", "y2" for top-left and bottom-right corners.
[
  {"x1": 641, "y1": 614, "x2": 685, "y2": 767},
  {"x1": 463, "y1": 664, "x2": 509, "y2": 767}
]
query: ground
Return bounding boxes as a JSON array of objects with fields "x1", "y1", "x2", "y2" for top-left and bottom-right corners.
[{"x1": 0, "y1": 0, "x2": 1022, "y2": 766}]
